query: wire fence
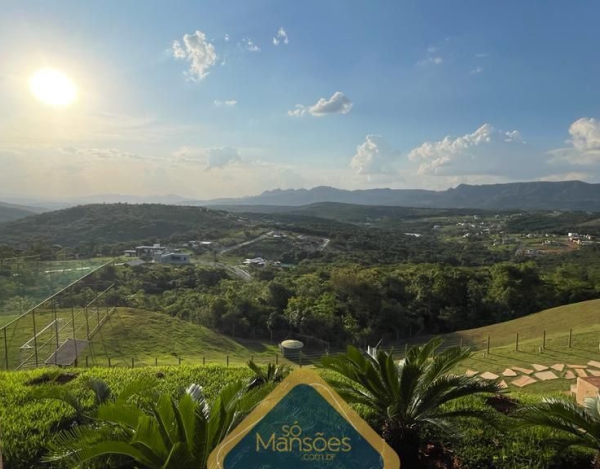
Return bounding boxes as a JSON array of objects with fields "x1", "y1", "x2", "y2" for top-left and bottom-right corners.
[{"x1": 67, "y1": 324, "x2": 600, "y2": 371}]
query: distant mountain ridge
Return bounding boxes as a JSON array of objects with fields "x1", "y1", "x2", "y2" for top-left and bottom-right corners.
[
  {"x1": 0, "y1": 201, "x2": 40, "y2": 224},
  {"x1": 193, "y1": 181, "x2": 600, "y2": 212}
]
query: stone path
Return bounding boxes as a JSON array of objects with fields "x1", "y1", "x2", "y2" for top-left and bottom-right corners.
[
  {"x1": 512, "y1": 375, "x2": 537, "y2": 387},
  {"x1": 470, "y1": 361, "x2": 600, "y2": 389},
  {"x1": 534, "y1": 371, "x2": 559, "y2": 381}
]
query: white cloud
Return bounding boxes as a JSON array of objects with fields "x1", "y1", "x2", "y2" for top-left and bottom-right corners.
[
  {"x1": 213, "y1": 100, "x2": 238, "y2": 107},
  {"x1": 351, "y1": 135, "x2": 401, "y2": 175},
  {"x1": 224, "y1": 34, "x2": 230, "y2": 42},
  {"x1": 206, "y1": 147, "x2": 242, "y2": 168},
  {"x1": 172, "y1": 31, "x2": 217, "y2": 81},
  {"x1": 273, "y1": 28, "x2": 289, "y2": 46},
  {"x1": 549, "y1": 117, "x2": 600, "y2": 165},
  {"x1": 242, "y1": 38, "x2": 260, "y2": 52},
  {"x1": 475, "y1": 53, "x2": 489, "y2": 58},
  {"x1": 569, "y1": 118, "x2": 600, "y2": 153},
  {"x1": 470, "y1": 66, "x2": 483, "y2": 75},
  {"x1": 418, "y1": 56, "x2": 443, "y2": 66},
  {"x1": 408, "y1": 124, "x2": 536, "y2": 178},
  {"x1": 287, "y1": 92, "x2": 353, "y2": 117},
  {"x1": 174, "y1": 146, "x2": 242, "y2": 169}
]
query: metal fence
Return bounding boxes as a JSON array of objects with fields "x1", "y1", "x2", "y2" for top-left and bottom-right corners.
[{"x1": 0, "y1": 260, "x2": 117, "y2": 370}]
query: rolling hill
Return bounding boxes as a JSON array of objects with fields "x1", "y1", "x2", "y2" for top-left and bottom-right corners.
[
  {"x1": 0, "y1": 203, "x2": 246, "y2": 246},
  {"x1": 0, "y1": 201, "x2": 39, "y2": 224},
  {"x1": 88, "y1": 307, "x2": 280, "y2": 366}
]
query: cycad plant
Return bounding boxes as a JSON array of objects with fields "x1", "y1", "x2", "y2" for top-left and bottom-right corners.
[
  {"x1": 515, "y1": 394, "x2": 600, "y2": 455},
  {"x1": 246, "y1": 359, "x2": 290, "y2": 389},
  {"x1": 320, "y1": 338, "x2": 501, "y2": 467},
  {"x1": 31, "y1": 377, "x2": 112, "y2": 424},
  {"x1": 45, "y1": 380, "x2": 271, "y2": 468}
]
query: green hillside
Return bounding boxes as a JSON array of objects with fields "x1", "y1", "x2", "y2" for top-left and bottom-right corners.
[
  {"x1": 0, "y1": 201, "x2": 38, "y2": 224},
  {"x1": 443, "y1": 299, "x2": 600, "y2": 349},
  {"x1": 0, "y1": 203, "x2": 246, "y2": 246},
  {"x1": 87, "y1": 308, "x2": 280, "y2": 367}
]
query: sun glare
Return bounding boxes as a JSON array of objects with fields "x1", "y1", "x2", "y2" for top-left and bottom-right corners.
[{"x1": 29, "y1": 68, "x2": 77, "y2": 107}]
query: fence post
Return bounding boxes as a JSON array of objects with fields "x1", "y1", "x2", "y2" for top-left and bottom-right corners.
[
  {"x1": 155, "y1": 357, "x2": 158, "y2": 366},
  {"x1": 487, "y1": 335, "x2": 490, "y2": 355},
  {"x1": 85, "y1": 356, "x2": 89, "y2": 368},
  {"x1": 108, "y1": 357, "x2": 111, "y2": 368},
  {"x1": 179, "y1": 357, "x2": 182, "y2": 366},
  {"x1": 543, "y1": 330, "x2": 546, "y2": 350},
  {"x1": 203, "y1": 356, "x2": 206, "y2": 366},
  {"x1": 515, "y1": 333, "x2": 519, "y2": 352},
  {"x1": 299, "y1": 352, "x2": 303, "y2": 368},
  {"x1": 32, "y1": 308, "x2": 39, "y2": 368},
  {"x1": 3, "y1": 327, "x2": 9, "y2": 370},
  {"x1": 569, "y1": 329, "x2": 572, "y2": 348},
  {"x1": 132, "y1": 357, "x2": 135, "y2": 368}
]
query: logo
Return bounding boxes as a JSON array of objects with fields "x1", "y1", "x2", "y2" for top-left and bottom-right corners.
[{"x1": 208, "y1": 369, "x2": 400, "y2": 468}]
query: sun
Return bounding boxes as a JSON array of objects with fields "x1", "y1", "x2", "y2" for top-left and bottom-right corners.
[{"x1": 29, "y1": 68, "x2": 77, "y2": 107}]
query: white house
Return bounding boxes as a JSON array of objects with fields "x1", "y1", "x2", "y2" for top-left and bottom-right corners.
[{"x1": 158, "y1": 253, "x2": 191, "y2": 265}]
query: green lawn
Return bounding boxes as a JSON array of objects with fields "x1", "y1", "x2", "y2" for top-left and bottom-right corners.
[{"x1": 441, "y1": 299, "x2": 600, "y2": 394}]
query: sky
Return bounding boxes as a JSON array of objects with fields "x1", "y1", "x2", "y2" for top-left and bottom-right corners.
[{"x1": 1, "y1": 0, "x2": 599, "y2": 200}]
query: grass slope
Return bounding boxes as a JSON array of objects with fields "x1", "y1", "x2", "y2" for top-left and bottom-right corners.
[
  {"x1": 439, "y1": 299, "x2": 600, "y2": 393},
  {"x1": 445, "y1": 299, "x2": 600, "y2": 348},
  {"x1": 88, "y1": 308, "x2": 280, "y2": 367}
]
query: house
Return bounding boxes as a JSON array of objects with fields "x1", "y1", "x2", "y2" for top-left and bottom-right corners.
[
  {"x1": 158, "y1": 253, "x2": 191, "y2": 265},
  {"x1": 123, "y1": 250, "x2": 137, "y2": 257},
  {"x1": 574, "y1": 376, "x2": 600, "y2": 405},
  {"x1": 243, "y1": 257, "x2": 266, "y2": 266},
  {"x1": 135, "y1": 244, "x2": 167, "y2": 257}
]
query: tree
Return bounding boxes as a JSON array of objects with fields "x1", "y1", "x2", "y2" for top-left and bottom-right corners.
[
  {"x1": 320, "y1": 338, "x2": 500, "y2": 467},
  {"x1": 515, "y1": 394, "x2": 600, "y2": 455},
  {"x1": 45, "y1": 380, "x2": 270, "y2": 469}
]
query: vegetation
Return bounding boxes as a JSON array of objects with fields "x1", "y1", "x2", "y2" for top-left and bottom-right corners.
[
  {"x1": 515, "y1": 394, "x2": 600, "y2": 455},
  {"x1": 320, "y1": 338, "x2": 501, "y2": 467},
  {"x1": 45, "y1": 379, "x2": 270, "y2": 468}
]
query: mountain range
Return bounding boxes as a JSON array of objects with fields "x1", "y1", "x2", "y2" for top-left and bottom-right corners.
[
  {"x1": 2, "y1": 181, "x2": 600, "y2": 219},
  {"x1": 192, "y1": 180, "x2": 600, "y2": 212}
]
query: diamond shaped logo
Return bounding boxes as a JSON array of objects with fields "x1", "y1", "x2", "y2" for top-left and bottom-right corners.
[{"x1": 208, "y1": 369, "x2": 400, "y2": 468}]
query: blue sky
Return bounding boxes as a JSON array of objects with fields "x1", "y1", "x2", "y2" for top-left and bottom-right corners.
[{"x1": 1, "y1": 1, "x2": 599, "y2": 199}]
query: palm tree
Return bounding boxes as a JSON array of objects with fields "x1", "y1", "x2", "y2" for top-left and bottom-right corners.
[
  {"x1": 515, "y1": 394, "x2": 600, "y2": 455},
  {"x1": 246, "y1": 359, "x2": 290, "y2": 389},
  {"x1": 320, "y1": 337, "x2": 501, "y2": 467},
  {"x1": 45, "y1": 380, "x2": 271, "y2": 468}
]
